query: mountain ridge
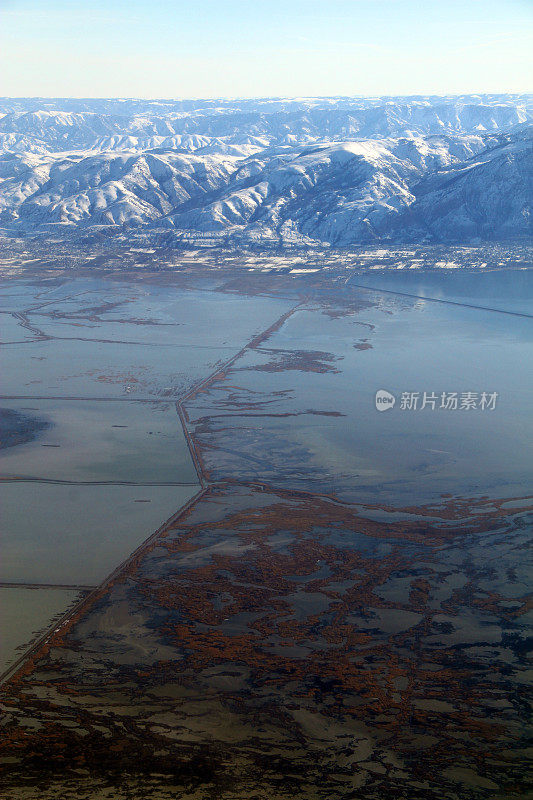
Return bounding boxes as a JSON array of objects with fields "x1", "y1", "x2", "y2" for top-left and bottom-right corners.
[{"x1": 0, "y1": 96, "x2": 531, "y2": 246}]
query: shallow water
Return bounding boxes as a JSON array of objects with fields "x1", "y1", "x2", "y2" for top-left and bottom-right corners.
[
  {"x1": 188, "y1": 282, "x2": 533, "y2": 504},
  {"x1": 0, "y1": 483, "x2": 199, "y2": 585},
  {"x1": 0, "y1": 266, "x2": 532, "y2": 798},
  {"x1": 0, "y1": 337, "x2": 236, "y2": 398},
  {"x1": 0, "y1": 586, "x2": 83, "y2": 675},
  {"x1": 0, "y1": 399, "x2": 198, "y2": 483},
  {"x1": 0, "y1": 278, "x2": 294, "y2": 671},
  {"x1": 0, "y1": 280, "x2": 291, "y2": 398},
  {"x1": 351, "y1": 267, "x2": 533, "y2": 315}
]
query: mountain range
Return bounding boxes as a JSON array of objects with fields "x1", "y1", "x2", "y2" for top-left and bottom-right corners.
[{"x1": 0, "y1": 95, "x2": 531, "y2": 246}]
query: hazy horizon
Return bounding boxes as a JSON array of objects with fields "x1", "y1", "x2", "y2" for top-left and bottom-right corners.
[
  {"x1": 1, "y1": 92, "x2": 532, "y2": 101},
  {"x1": 1, "y1": 0, "x2": 531, "y2": 98}
]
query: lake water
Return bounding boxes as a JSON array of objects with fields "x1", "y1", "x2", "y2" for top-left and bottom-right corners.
[
  {"x1": 187, "y1": 269, "x2": 532, "y2": 505},
  {"x1": 1, "y1": 265, "x2": 531, "y2": 798},
  {"x1": 351, "y1": 267, "x2": 533, "y2": 315},
  {"x1": 0, "y1": 399, "x2": 198, "y2": 483},
  {"x1": 0, "y1": 277, "x2": 291, "y2": 678}
]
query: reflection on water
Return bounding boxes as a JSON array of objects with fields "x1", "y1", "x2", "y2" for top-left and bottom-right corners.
[
  {"x1": 188, "y1": 278, "x2": 532, "y2": 504},
  {"x1": 351, "y1": 267, "x2": 533, "y2": 315}
]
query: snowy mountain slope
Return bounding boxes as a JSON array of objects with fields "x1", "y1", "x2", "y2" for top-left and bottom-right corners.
[
  {"x1": 165, "y1": 136, "x2": 492, "y2": 242},
  {"x1": 0, "y1": 150, "x2": 239, "y2": 226},
  {"x1": 0, "y1": 96, "x2": 531, "y2": 245},
  {"x1": 390, "y1": 128, "x2": 533, "y2": 241}
]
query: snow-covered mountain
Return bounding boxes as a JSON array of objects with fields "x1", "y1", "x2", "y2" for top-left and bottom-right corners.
[{"x1": 0, "y1": 96, "x2": 531, "y2": 245}]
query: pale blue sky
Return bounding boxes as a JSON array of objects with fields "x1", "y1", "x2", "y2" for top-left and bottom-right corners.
[{"x1": 0, "y1": 0, "x2": 531, "y2": 98}]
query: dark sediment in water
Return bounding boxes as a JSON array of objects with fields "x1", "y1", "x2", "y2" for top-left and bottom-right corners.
[{"x1": 0, "y1": 408, "x2": 51, "y2": 450}]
